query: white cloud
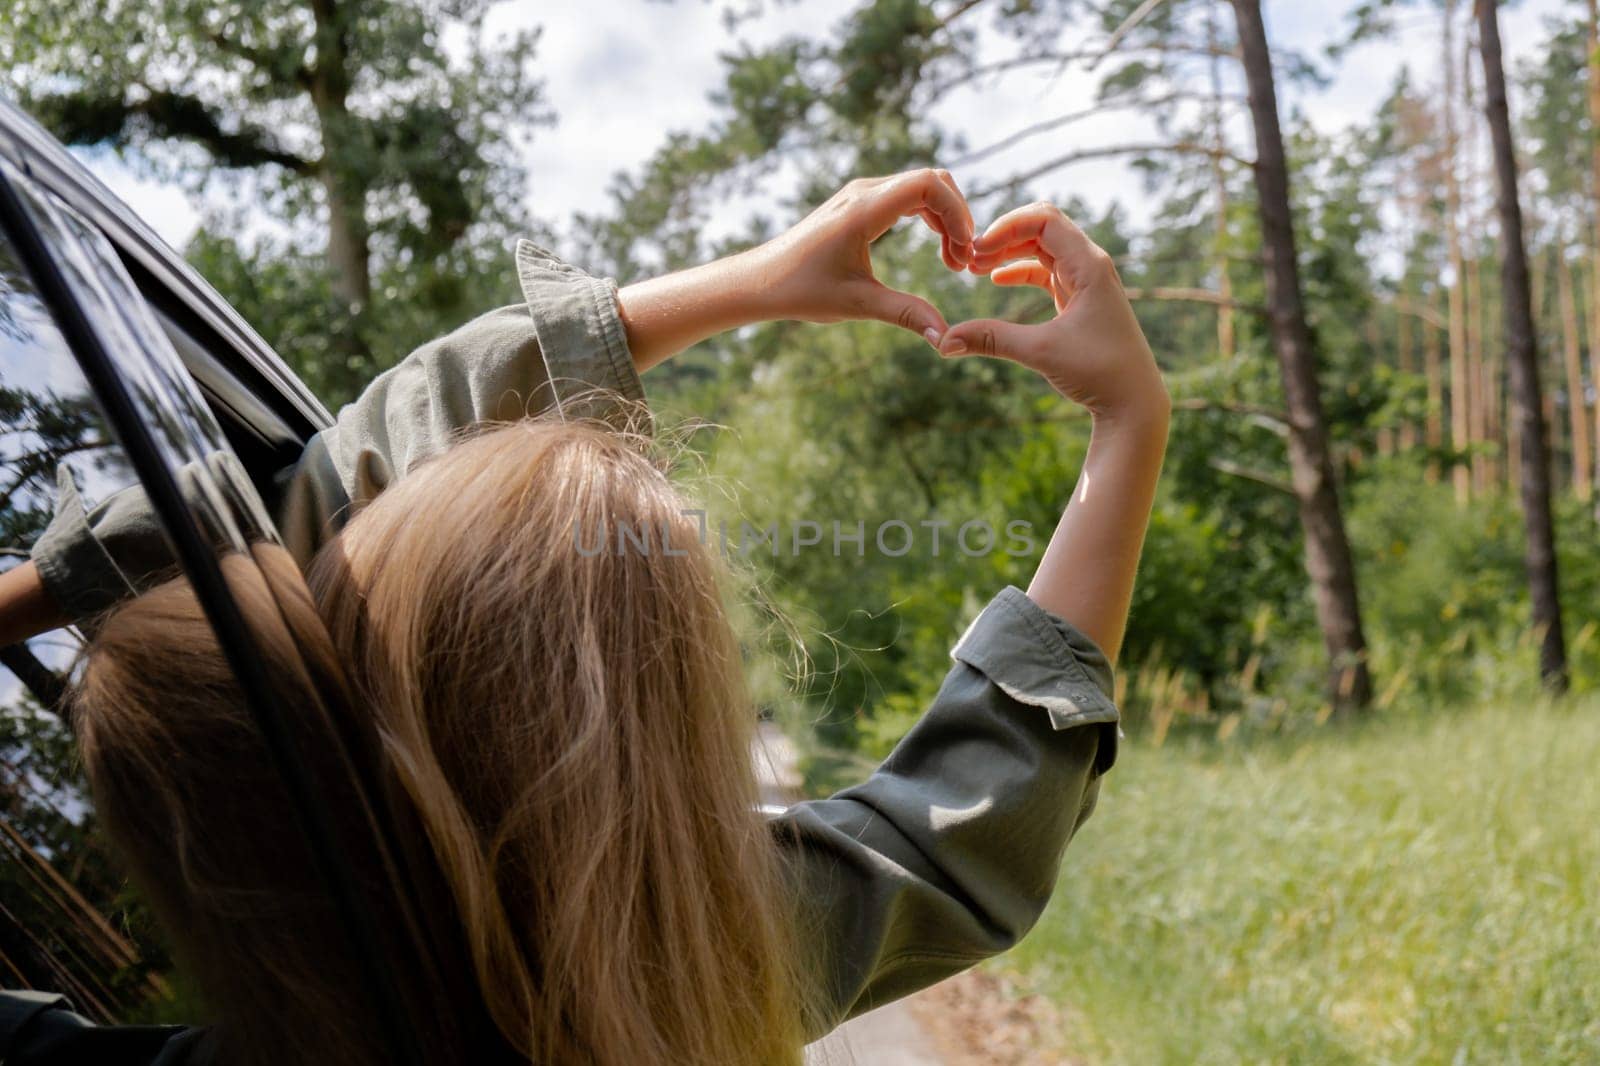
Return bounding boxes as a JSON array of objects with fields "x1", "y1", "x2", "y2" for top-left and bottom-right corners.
[{"x1": 68, "y1": 0, "x2": 1569, "y2": 256}]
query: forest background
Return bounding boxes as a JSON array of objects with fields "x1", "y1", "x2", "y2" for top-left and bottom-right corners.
[{"x1": 2, "y1": 1, "x2": 1598, "y2": 1061}]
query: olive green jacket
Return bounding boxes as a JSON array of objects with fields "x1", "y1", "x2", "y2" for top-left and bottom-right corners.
[{"x1": 16, "y1": 241, "x2": 1119, "y2": 1059}]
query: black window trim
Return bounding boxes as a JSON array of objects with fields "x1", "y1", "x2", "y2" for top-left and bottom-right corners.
[{"x1": 0, "y1": 163, "x2": 427, "y2": 1066}]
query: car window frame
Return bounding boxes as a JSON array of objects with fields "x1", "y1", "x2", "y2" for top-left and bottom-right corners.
[
  {"x1": 0, "y1": 160, "x2": 429, "y2": 1066},
  {"x1": 0, "y1": 97, "x2": 331, "y2": 443}
]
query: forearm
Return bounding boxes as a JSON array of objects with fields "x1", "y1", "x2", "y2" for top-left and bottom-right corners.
[
  {"x1": 1027, "y1": 402, "x2": 1169, "y2": 665},
  {"x1": 615, "y1": 249, "x2": 774, "y2": 372},
  {"x1": 616, "y1": 169, "x2": 968, "y2": 370},
  {"x1": 0, "y1": 562, "x2": 67, "y2": 648}
]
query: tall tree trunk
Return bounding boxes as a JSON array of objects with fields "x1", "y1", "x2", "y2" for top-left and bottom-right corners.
[
  {"x1": 1463, "y1": 34, "x2": 1495, "y2": 493},
  {"x1": 1485, "y1": 258, "x2": 1506, "y2": 490},
  {"x1": 1589, "y1": 256, "x2": 1600, "y2": 502},
  {"x1": 1477, "y1": 0, "x2": 1569, "y2": 690},
  {"x1": 1444, "y1": 0, "x2": 1473, "y2": 504},
  {"x1": 320, "y1": 173, "x2": 372, "y2": 312},
  {"x1": 1528, "y1": 242, "x2": 1547, "y2": 497},
  {"x1": 1207, "y1": 1, "x2": 1235, "y2": 361},
  {"x1": 1398, "y1": 297, "x2": 1417, "y2": 451},
  {"x1": 1371, "y1": 315, "x2": 1395, "y2": 456},
  {"x1": 1587, "y1": 0, "x2": 1600, "y2": 501},
  {"x1": 1558, "y1": 250, "x2": 1593, "y2": 499},
  {"x1": 1466, "y1": 253, "x2": 1490, "y2": 489},
  {"x1": 1425, "y1": 295, "x2": 1445, "y2": 479},
  {"x1": 309, "y1": 0, "x2": 373, "y2": 315},
  {"x1": 1530, "y1": 239, "x2": 1556, "y2": 492},
  {"x1": 1212, "y1": 194, "x2": 1234, "y2": 360},
  {"x1": 1230, "y1": 0, "x2": 1373, "y2": 711}
]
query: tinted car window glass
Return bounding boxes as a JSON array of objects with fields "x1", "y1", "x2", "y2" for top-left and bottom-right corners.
[
  {"x1": 0, "y1": 228, "x2": 105, "y2": 613},
  {"x1": 0, "y1": 218, "x2": 135, "y2": 566},
  {"x1": 0, "y1": 185, "x2": 157, "y2": 1024},
  {"x1": 2, "y1": 167, "x2": 436, "y2": 1059},
  {"x1": 4, "y1": 168, "x2": 279, "y2": 555}
]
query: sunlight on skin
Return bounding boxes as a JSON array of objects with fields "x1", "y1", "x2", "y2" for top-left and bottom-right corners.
[
  {"x1": 617, "y1": 170, "x2": 974, "y2": 372},
  {"x1": 938, "y1": 202, "x2": 1169, "y2": 664}
]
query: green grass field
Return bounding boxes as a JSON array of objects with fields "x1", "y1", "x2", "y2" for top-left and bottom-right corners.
[{"x1": 1003, "y1": 698, "x2": 1600, "y2": 1065}]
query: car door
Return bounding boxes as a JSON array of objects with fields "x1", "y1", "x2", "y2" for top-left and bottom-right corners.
[
  {"x1": 0, "y1": 97, "x2": 330, "y2": 461},
  {"x1": 0, "y1": 155, "x2": 432, "y2": 1065}
]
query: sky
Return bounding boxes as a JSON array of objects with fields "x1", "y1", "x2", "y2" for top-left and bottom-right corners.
[{"x1": 83, "y1": 0, "x2": 1571, "y2": 259}]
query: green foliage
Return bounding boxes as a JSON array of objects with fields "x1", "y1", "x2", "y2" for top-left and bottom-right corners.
[
  {"x1": 579, "y1": 0, "x2": 965, "y2": 278},
  {"x1": 1, "y1": 0, "x2": 549, "y2": 407},
  {"x1": 617, "y1": 0, "x2": 1600, "y2": 781},
  {"x1": 1351, "y1": 470, "x2": 1600, "y2": 704},
  {"x1": 1006, "y1": 696, "x2": 1600, "y2": 1064},
  {"x1": 1521, "y1": 16, "x2": 1592, "y2": 206},
  {"x1": 184, "y1": 217, "x2": 527, "y2": 405}
]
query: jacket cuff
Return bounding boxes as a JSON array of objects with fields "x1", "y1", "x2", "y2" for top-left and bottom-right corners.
[
  {"x1": 514, "y1": 239, "x2": 647, "y2": 428},
  {"x1": 0, "y1": 990, "x2": 71, "y2": 1058},
  {"x1": 31, "y1": 466, "x2": 136, "y2": 620},
  {"x1": 952, "y1": 585, "x2": 1121, "y2": 772}
]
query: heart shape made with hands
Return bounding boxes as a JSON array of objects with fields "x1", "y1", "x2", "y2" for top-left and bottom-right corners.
[
  {"x1": 807, "y1": 167, "x2": 1159, "y2": 417},
  {"x1": 810, "y1": 169, "x2": 1117, "y2": 365}
]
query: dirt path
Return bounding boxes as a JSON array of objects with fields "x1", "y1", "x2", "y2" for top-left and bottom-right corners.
[
  {"x1": 807, "y1": 973, "x2": 1072, "y2": 1065},
  {"x1": 907, "y1": 971, "x2": 1081, "y2": 1065},
  {"x1": 808, "y1": 999, "x2": 947, "y2": 1064}
]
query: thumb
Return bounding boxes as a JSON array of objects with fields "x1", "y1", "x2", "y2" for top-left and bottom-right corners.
[
  {"x1": 937, "y1": 318, "x2": 1048, "y2": 366},
  {"x1": 856, "y1": 282, "x2": 949, "y2": 343}
]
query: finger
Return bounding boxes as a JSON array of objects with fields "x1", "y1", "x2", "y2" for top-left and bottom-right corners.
[
  {"x1": 934, "y1": 169, "x2": 973, "y2": 265},
  {"x1": 972, "y1": 201, "x2": 1104, "y2": 285},
  {"x1": 935, "y1": 168, "x2": 965, "y2": 201},
  {"x1": 989, "y1": 260, "x2": 1053, "y2": 290},
  {"x1": 973, "y1": 200, "x2": 1083, "y2": 252},
  {"x1": 972, "y1": 239, "x2": 1110, "y2": 299},
  {"x1": 967, "y1": 239, "x2": 1059, "y2": 276},
  {"x1": 919, "y1": 208, "x2": 962, "y2": 270},
  {"x1": 864, "y1": 168, "x2": 975, "y2": 255},
  {"x1": 937, "y1": 317, "x2": 1050, "y2": 367},
  {"x1": 968, "y1": 231, "x2": 1062, "y2": 267},
  {"x1": 990, "y1": 259, "x2": 1075, "y2": 312},
  {"x1": 855, "y1": 281, "x2": 950, "y2": 342}
]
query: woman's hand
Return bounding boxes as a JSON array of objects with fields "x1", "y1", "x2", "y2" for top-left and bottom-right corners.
[
  {"x1": 617, "y1": 169, "x2": 973, "y2": 370},
  {"x1": 939, "y1": 202, "x2": 1168, "y2": 426},
  {"x1": 748, "y1": 168, "x2": 974, "y2": 341},
  {"x1": 935, "y1": 201, "x2": 1167, "y2": 660}
]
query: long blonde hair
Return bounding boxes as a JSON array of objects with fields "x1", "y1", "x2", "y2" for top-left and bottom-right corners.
[{"x1": 73, "y1": 419, "x2": 806, "y2": 1065}]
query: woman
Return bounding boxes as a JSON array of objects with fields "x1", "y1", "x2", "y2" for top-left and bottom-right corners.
[{"x1": 0, "y1": 174, "x2": 1169, "y2": 1064}]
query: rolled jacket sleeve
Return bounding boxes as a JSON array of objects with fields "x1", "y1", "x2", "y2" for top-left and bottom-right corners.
[
  {"x1": 32, "y1": 467, "x2": 168, "y2": 620},
  {"x1": 515, "y1": 239, "x2": 646, "y2": 423},
  {"x1": 289, "y1": 241, "x2": 649, "y2": 552},
  {"x1": 32, "y1": 450, "x2": 286, "y2": 623},
  {"x1": 773, "y1": 586, "x2": 1119, "y2": 1037},
  {"x1": 316, "y1": 240, "x2": 647, "y2": 510},
  {"x1": 321, "y1": 246, "x2": 647, "y2": 503}
]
